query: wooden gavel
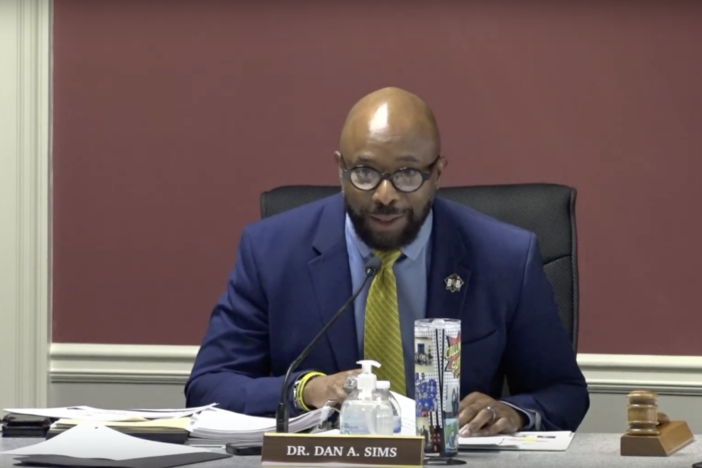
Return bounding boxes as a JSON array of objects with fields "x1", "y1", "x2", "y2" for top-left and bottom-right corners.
[{"x1": 626, "y1": 390, "x2": 670, "y2": 436}]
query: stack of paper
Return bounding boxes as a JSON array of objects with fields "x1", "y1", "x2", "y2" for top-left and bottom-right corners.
[
  {"x1": 459, "y1": 431, "x2": 575, "y2": 451},
  {"x1": 2, "y1": 404, "x2": 217, "y2": 444},
  {"x1": 47, "y1": 417, "x2": 192, "y2": 444},
  {"x1": 186, "y1": 406, "x2": 333, "y2": 447},
  {"x1": 3, "y1": 404, "x2": 217, "y2": 422},
  {"x1": 0, "y1": 423, "x2": 230, "y2": 468}
]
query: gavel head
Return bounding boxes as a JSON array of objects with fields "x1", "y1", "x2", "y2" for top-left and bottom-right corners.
[{"x1": 626, "y1": 390, "x2": 659, "y2": 436}]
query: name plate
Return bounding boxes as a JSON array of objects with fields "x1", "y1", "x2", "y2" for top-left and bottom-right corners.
[{"x1": 261, "y1": 432, "x2": 425, "y2": 467}]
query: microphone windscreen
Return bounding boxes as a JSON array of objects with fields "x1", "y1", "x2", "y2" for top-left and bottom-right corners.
[{"x1": 365, "y1": 256, "x2": 382, "y2": 274}]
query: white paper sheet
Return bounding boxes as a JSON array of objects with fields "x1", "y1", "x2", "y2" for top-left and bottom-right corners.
[
  {"x1": 0, "y1": 423, "x2": 215, "y2": 460},
  {"x1": 188, "y1": 406, "x2": 331, "y2": 432},
  {"x1": 2, "y1": 404, "x2": 217, "y2": 422},
  {"x1": 125, "y1": 405, "x2": 216, "y2": 413},
  {"x1": 186, "y1": 405, "x2": 335, "y2": 447},
  {"x1": 458, "y1": 436, "x2": 512, "y2": 447},
  {"x1": 390, "y1": 391, "x2": 417, "y2": 435},
  {"x1": 459, "y1": 431, "x2": 575, "y2": 451}
]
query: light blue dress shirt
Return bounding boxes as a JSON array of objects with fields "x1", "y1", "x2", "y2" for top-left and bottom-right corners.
[{"x1": 343, "y1": 211, "x2": 537, "y2": 430}]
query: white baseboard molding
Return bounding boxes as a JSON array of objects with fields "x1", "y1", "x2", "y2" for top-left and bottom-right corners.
[
  {"x1": 49, "y1": 344, "x2": 702, "y2": 396},
  {"x1": 50, "y1": 344, "x2": 197, "y2": 385}
]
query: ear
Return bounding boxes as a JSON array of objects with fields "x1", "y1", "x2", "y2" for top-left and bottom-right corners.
[
  {"x1": 334, "y1": 151, "x2": 344, "y2": 181},
  {"x1": 434, "y1": 155, "x2": 448, "y2": 187},
  {"x1": 436, "y1": 155, "x2": 448, "y2": 176}
]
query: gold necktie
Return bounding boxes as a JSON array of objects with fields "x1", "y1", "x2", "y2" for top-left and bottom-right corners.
[{"x1": 364, "y1": 250, "x2": 406, "y2": 395}]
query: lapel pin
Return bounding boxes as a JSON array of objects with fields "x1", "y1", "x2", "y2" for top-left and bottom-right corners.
[{"x1": 444, "y1": 273, "x2": 464, "y2": 293}]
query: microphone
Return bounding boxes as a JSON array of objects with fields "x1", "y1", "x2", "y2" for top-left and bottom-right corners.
[{"x1": 275, "y1": 255, "x2": 383, "y2": 433}]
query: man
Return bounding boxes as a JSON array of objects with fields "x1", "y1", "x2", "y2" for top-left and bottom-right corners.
[{"x1": 185, "y1": 87, "x2": 589, "y2": 436}]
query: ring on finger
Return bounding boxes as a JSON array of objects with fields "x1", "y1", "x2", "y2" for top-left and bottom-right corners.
[
  {"x1": 342, "y1": 376, "x2": 357, "y2": 394},
  {"x1": 485, "y1": 406, "x2": 497, "y2": 424}
]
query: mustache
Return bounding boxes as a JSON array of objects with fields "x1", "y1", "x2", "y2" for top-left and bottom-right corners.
[{"x1": 364, "y1": 206, "x2": 410, "y2": 216}]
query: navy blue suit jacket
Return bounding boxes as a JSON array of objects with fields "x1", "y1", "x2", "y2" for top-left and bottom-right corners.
[{"x1": 185, "y1": 194, "x2": 589, "y2": 431}]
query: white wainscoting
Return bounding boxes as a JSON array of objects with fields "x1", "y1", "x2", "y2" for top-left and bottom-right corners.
[
  {"x1": 48, "y1": 344, "x2": 702, "y2": 433},
  {"x1": 50, "y1": 343, "x2": 702, "y2": 395}
]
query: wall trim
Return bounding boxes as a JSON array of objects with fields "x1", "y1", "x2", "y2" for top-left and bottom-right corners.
[
  {"x1": 50, "y1": 344, "x2": 197, "y2": 385},
  {"x1": 49, "y1": 344, "x2": 702, "y2": 396},
  {"x1": 0, "y1": 0, "x2": 51, "y2": 410}
]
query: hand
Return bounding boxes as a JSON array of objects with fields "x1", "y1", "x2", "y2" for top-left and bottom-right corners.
[
  {"x1": 458, "y1": 392, "x2": 526, "y2": 437},
  {"x1": 302, "y1": 369, "x2": 362, "y2": 410}
]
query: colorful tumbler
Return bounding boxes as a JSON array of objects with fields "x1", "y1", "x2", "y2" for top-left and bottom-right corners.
[{"x1": 414, "y1": 318, "x2": 461, "y2": 456}]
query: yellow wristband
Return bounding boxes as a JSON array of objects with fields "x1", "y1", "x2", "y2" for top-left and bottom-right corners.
[{"x1": 296, "y1": 371, "x2": 326, "y2": 412}]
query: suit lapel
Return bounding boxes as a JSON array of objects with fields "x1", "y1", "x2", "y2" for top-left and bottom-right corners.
[
  {"x1": 426, "y1": 199, "x2": 472, "y2": 320},
  {"x1": 307, "y1": 195, "x2": 360, "y2": 371}
]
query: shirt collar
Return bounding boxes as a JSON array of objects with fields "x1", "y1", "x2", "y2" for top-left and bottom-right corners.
[{"x1": 345, "y1": 209, "x2": 433, "y2": 262}]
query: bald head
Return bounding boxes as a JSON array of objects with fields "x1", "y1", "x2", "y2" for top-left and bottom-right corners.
[
  {"x1": 339, "y1": 87, "x2": 440, "y2": 157},
  {"x1": 336, "y1": 87, "x2": 446, "y2": 251}
]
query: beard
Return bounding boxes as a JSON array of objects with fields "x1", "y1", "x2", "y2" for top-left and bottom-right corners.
[{"x1": 345, "y1": 196, "x2": 433, "y2": 251}]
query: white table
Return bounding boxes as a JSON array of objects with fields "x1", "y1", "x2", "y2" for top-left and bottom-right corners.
[{"x1": 1, "y1": 433, "x2": 701, "y2": 468}]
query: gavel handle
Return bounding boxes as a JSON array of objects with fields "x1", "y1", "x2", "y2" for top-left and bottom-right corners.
[{"x1": 657, "y1": 412, "x2": 670, "y2": 425}]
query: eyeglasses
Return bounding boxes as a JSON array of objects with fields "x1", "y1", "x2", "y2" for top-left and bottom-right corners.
[{"x1": 340, "y1": 154, "x2": 441, "y2": 193}]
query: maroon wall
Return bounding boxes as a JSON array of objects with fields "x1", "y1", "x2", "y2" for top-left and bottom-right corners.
[{"x1": 52, "y1": 1, "x2": 702, "y2": 354}]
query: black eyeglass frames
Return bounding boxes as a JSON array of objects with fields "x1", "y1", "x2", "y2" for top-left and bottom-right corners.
[{"x1": 340, "y1": 154, "x2": 441, "y2": 193}]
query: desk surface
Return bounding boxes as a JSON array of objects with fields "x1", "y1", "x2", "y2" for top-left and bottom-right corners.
[{"x1": 1, "y1": 433, "x2": 701, "y2": 468}]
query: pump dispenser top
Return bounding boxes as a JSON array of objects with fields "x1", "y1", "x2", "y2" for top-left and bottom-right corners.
[{"x1": 356, "y1": 360, "x2": 380, "y2": 398}]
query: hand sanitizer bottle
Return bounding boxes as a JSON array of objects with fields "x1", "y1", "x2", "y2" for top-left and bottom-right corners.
[
  {"x1": 376, "y1": 381, "x2": 402, "y2": 434},
  {"x1": 339, "y1": 360, "x2": 394, "y2": 435}
]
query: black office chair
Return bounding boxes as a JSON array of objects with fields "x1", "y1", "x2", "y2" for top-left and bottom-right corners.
[{"x1": 260, "y1": 184, "x2": 579, "y2": 352}]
